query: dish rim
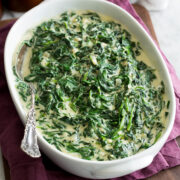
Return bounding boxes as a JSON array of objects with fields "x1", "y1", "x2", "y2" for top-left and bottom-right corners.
[{"x1": 4, "y1": 0, "x2": 176, "y2": 165}]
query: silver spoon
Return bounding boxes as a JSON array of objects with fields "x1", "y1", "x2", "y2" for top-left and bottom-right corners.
[{"x1": 16, "y1": 44, "x2": 41, "y2": 158}]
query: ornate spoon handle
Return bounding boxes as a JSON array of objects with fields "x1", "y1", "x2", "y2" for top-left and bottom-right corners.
[{"x1": 21, "y1": 85, "x2": 41, "y2": 158}]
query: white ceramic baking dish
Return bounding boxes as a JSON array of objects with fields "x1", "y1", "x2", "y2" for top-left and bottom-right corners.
[{"x1": 4, "y1": 0, "x2": 176, "y2": 179}]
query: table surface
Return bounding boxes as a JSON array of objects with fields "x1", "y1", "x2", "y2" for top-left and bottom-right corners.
[
  {"x1": 149, "y1": 0, "x2": 180, "y2": 79},
  {"x1": 0, "y1": 3, "x2": 180, "y2": 180}
]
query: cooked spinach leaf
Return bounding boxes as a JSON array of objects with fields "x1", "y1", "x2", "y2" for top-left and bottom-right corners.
[{"x1": 14, "y1": 11, "x2": 168, "y2": 161}]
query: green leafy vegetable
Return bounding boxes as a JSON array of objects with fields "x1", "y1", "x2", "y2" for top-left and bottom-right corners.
[{"x1": 14, "y1": 11, "x2": 169, "y2": 161}]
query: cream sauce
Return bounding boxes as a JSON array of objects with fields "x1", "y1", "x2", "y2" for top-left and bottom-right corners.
[{"x1": 14, "y1": 10, "x2": 168, "y2": 160}]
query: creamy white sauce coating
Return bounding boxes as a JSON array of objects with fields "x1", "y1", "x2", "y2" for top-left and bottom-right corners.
[{"x1": 14, "y1": 10, "x2": 168, "y2": 160}]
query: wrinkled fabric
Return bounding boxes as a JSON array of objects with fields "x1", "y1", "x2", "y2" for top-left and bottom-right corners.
[{"x1": 0, "y1": 0, "x2": 180, "y2": 179}]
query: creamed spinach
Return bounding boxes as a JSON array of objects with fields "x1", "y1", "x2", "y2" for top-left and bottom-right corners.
[{"x1": 14, "y1": 11, "x2": 169, "y2": 160}]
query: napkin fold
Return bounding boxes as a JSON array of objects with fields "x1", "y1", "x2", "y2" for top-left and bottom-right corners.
[{"x1": 0, "y1": 0, "x2": 180, "y2": 179}]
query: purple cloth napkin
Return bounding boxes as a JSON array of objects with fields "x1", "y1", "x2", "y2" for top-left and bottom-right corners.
[{"x1": 0, "y1": 0, "x2": 180, "y2": 179}]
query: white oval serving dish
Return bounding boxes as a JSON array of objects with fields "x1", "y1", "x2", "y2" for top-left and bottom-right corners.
[{"x1": 4, "y1": 0, "x2": 176, "y2": 179}]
